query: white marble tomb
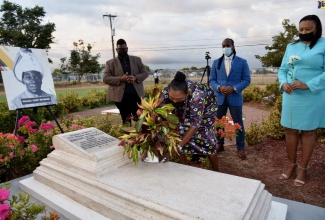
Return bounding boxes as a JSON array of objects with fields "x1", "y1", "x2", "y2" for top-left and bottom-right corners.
[{"x1": 20, "y1": 127, "x2": 287, "y2": 220}]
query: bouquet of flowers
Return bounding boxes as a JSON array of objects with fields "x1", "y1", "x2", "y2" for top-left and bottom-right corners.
[
  {"x1": 287, "y1": 55, "x2": 301, "y2": 81},
  {"x1": 119, "y1": 89, "x2": 181, "y2": 165},
  {"x1": 214, "y1": 116, "x2": 242, "y2": 139}
]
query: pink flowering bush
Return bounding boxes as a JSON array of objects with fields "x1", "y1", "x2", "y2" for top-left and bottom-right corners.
[
  {"x1": 0, "y1": 183, "x2": 60, "y2": 220},
  {"x1": 1, "y1": 114, "x2": 122, "y2": 180},
  {"x1": 0, "y1": 132, "x2": 35, "y2": 169}
]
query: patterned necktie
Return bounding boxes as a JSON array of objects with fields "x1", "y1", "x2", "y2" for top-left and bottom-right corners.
[{"x1": 225, "y1": 57, "x2": 230, "y2": 76}]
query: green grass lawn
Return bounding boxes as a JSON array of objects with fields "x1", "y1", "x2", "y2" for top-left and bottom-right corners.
[
  {"x1": 55, "y1": 87, "x2": 107, "y2": 98},
  {"x1": 0, "y1": 87, "x2": 107, "y2": 103}
]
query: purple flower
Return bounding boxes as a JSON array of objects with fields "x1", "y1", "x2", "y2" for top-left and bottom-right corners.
[
  {"x1": 18, "y1": 116, "x2": 30, "y2": 127},
  {"x1": 0, "y1": 203, "x2": 10, "y2": 220},
  {"x1": 0, "y1": 189, "x2": 10, "y2": 201},
  {"x1": 39, "y1": 123, "x2": 55, "y2": 131},
  {"x1": 17, "y1": 136, "x2": 25, "y2": 144},
  {"x1": 25, "y1": 121, "x2": 36, "y2": 128}
]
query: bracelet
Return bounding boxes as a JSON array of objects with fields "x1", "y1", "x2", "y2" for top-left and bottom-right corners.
[{"x1": 177, "y1": 144, "x2": 182, "y2": 151}]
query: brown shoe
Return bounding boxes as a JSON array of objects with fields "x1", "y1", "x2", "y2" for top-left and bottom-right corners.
[
  {"x1": 238, "y1": 150, "x2": 246, "y2": 160},
  {"x1": 216, "y1": 143, "x2": 224, "y2": 152}
]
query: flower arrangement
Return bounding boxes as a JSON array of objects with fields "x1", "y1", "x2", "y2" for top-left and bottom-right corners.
[
  {"x1": 214, "y1": 116, "x2": 241, "y2": 139},
  {"x1": 119, "y1": 89, "x2": 181, "y2": 165},
  {"x1": 287, "y1": 55, "x2": 301, "y2": 81}
]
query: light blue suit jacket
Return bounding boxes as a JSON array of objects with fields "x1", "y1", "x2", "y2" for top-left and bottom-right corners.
[{"x1": 209, "y1": 55, "x2": 251, "y2": 106}]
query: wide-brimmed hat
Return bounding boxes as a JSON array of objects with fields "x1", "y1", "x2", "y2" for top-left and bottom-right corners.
[{"x1": 13, "y1": 48, "x2": 43, "y2": 83}]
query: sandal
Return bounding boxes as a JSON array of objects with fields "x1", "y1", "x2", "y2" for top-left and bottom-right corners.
[
  {"x1": 294, "y1": 165, "x2": 307, "y2": 187},
  {"x1": 278, "y1": 163, "x2": 297, "y2": 180}
]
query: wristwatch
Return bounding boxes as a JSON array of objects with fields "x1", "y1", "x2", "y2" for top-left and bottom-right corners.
[{"x1": 177, "y1": 144, "x2": 182, "y2": 151}]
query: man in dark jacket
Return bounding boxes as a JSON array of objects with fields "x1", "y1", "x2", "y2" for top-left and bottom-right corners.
[{"x1": 103, "y1": 39, "x2": 148, "y2": 124}]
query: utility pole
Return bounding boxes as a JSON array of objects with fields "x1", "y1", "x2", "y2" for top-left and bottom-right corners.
[{"x1": 103, "y1": 13, "x2": 117, "y2": 58}]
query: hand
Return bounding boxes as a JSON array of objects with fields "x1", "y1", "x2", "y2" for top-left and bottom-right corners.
[
  {"x1": 127, "y1": 75, "x2": 136, "y2": 83},
  {"x1": 219, "y1": 86, "x2": 234, "y2": 96},
  {"x1": 120, "y1": 73, "x2": 128, "y2": 82},
  {"x1": 290, "y1": 80, "x2": 308, "y2": 90},
  {"x1": 282, "y1": 83, "x2": 293, "y2": 94}
]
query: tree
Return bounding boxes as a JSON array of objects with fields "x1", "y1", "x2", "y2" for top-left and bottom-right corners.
[
  {"x1": 0, "y1": 0, "x2": 55, "y2": 50},
  {"x1": 144, "y1": 65, "x2": 151, "y2": 74},
  {"x1": 255, "y1": 19, "x2": 298, "y2": 68},
  {"x1": 60, "y1": 40, "x2": 102, "y2": 83},
  {"x1": 190, "y1": 66, "x2": 198, "y2": 70}
]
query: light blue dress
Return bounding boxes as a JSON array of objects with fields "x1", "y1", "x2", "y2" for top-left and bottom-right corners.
[{"x1": 278, "y1": 38, "x2": 325, "y2": 130}]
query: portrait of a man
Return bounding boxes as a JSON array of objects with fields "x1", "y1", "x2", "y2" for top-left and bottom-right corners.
[{"x1": 7, "y1": 48, "x2": 57, "y2": 110}]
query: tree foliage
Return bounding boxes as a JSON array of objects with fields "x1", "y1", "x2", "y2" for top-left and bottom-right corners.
[
  {"x1": 0, "y1": 0, "x2": 55, "y2": 49},
  {"x1": 255, "y1": 19, "x2": 298, "y2": 68},
  {"x1": 60, "y1": 40, "x2": 102, "y2": 83}
]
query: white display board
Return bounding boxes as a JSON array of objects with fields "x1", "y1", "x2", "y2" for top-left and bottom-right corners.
[{"x1": 0, "y1": 46, "x2": 57, "y2": 110}]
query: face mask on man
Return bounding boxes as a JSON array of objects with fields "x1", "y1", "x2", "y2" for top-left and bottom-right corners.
[
  {"x1": 118, "y1": 49, "x2": 128, "y2": 58},
  {"x1": 299, "y1": 32, "x2": 314, "y2": 42},
  {"x1": 222, "y1": 47, "x2": 232, "y2": 57}
]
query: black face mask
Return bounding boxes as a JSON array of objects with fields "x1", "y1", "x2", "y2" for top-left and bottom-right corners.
[
  {"x1": 299, "y1": 32, "x2": 314, "y2": 42},
  {"x1": 171, "y1": 100, "x2": 185, "y2": 109},
  {"x1": 118, "y1": 51, "x2": 128, "y2": 58}
]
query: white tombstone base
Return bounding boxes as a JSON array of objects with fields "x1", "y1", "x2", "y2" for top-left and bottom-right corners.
[{"x1": 19, "y1": 128, "x2": 287, "y2": 220}]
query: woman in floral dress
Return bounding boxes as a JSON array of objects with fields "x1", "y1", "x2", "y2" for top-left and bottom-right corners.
[
  {"x1": 278, "y1": 15, "x2": 325, "y2": 186},
  {"x1": 162, "y1": 71, "x2": 219, "y2": 171}
]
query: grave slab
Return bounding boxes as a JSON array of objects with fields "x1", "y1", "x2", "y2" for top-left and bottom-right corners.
[{"x1": 20, "y1": 128, "x2": 286, "y2": 220}]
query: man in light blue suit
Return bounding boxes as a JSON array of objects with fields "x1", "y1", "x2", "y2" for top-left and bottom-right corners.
[{"x1": 209, "y1": 38, "x2": 251, "y2": 159}]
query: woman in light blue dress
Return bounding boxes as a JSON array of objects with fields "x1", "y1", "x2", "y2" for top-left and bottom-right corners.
[{"x1": 278, "y1": 15, "x2": 325, "y2": 187}]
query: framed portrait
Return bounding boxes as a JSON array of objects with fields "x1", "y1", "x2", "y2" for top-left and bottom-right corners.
[{"x1": 0, "y1": 46, "x2": 58, "y2": 110}]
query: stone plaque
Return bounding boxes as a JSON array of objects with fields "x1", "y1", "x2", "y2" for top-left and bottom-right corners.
[{"x1": 62, "y1": 128, "x2": 117, "y2": 151}]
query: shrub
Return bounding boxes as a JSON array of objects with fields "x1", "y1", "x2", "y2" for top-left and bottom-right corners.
[
  {"x1": 243, "y1": 85, "x2": 264, "y2": 103},
  {"x1": 72, "y1": 115, "x2": 124, "y2": 138},
  {"x1": 261, "y1": 96, "x2": 285, "y2": 139},
  {"x1": 245, "y1": 122, "x2": 264, "y2": 145},
  {"x1": 263, "y1": 82, "x2": 282, "y2": 107},
  {"x1": 59, "y1": 92, "x2": 82, "y2": 113},
  {"x1": 0, "y1": 183, "x2": 60, "y2": 220},
  {"x1": 82, "y1": 89, "x2": 107, "y2": 109},
  {"x1": 0, "y1": 103, "x2": 17, "y2": 133}
]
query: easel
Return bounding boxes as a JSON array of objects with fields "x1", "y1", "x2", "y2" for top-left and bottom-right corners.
[{"x1": 8, "y1": 105, "x2": 64, "y2": 180}]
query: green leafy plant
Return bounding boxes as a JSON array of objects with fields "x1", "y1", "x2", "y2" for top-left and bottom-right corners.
[
  {"x1": 263, "y1": 82, "x2": 282, "y2": 107},
  {"x1": 81, "y1": 89, "x2": 107, "y2": 109},
  {"x1": 119, "y1": 89, "x2": 181, "y2": 165},
  {"x1": 261, "y1": 96, "x2": 285, "y2": 139},
  {"x1": 246, "y1": 122, "x2": 264, "y2": 145},
  {"x1": 59, "y1": 92, "x2": 82, "y2": 113},
  {"x1": 242, "y1": 85, "x2": 264, "y2": 103},
  {"x1": 0, "y1": 183, "x2": 60, "y2": 220}
]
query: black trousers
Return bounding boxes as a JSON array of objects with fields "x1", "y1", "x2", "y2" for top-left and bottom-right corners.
[{"x1": 115, "y1": 92, "x2": 141, "y2": 124}]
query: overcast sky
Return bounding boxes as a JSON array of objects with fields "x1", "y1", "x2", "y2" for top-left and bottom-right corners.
[{"x1": 5, "y1": 0, "x2": 325, "y2": 71}]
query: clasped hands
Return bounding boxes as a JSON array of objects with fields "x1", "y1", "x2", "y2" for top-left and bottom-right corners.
[
  {"x1": 120, "y1": 73, "x2": 136, "y2": 84},
  {"x1": 219, "y1": 86, "x2": 235, "y2": 96},
  {"x1": 282, "y1": 81, "x2": 308, "y2": 94}
]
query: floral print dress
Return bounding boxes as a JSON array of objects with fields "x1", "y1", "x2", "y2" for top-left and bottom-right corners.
[{"x1": 162, "y1": 80, "x2": 218, "y2": 155}]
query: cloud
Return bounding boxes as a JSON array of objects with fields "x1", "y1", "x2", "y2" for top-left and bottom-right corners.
[{"x1": 5, "y1": 0, "x2": 323, "y2": 70}]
